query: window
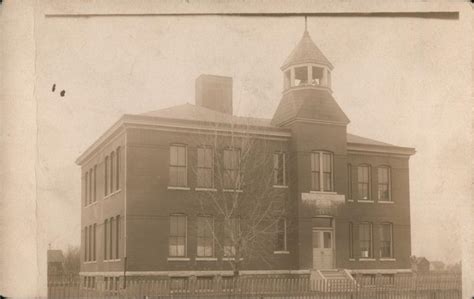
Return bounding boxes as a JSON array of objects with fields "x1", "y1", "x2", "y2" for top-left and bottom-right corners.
[
  {"x1": 275, "y1": 218, "x2": 287, "y2": 252},
  {"x1": 93, "y1": 165, "x2": 97, "y2": 202},
  {"x1": 311, "y1": 151, "x2": 333, "y2": 192},
  {"x1": 169, "y1": 215, "x2": 187, "y2": 257},
  {"x1": 115, "y1": 216, "x2": 120, "y2": 259},
  {"x1": 347, "y1": 164, "x2": 352, "y2": 200},
  {"x1": 197, "y1": 216, "x2": 214, "y2": 257},
  {"x1": 84, "y1": 226, "x2": 88, "y2": 261},
  {"x1": 273, "y1": 152, "x2": 286, "y2": 186},
  {"x1": 358, "y1": 165, "x2": 371, "y2": 200},
  {"x1": 104, "y1": 219, "x2": 108, "y2": 260},
  {"x1": 380, "y1": 223, "x2": 393, "y2": 258},
  {"x1": 197, "y1": 147, "x2": 214, "y2": 188},
  {"x1": 104, "y1": 156, "x2": 109, "y2": 196},
  {"x1": 349, "y1": 222, "x2": 354, "y2": 259},
  {"x1": 110, "y1": 151, "x2": 115, "y2": 193},
  {"x1": 89, "y1": 168, "x2": 93, "y2": 204},
  {"x1": 359, "y1": 222, "x2": 373, "y2": 258},
  {"x1": 109, "y1": 217, "x2": 114, "y2": 260},
  {"x1": 84, "y1": 172, "x2": 89, "y2": 206},
  {"x1": 377, "y1": 166, "x2": 391, "y2": 201},
  {"x1": 224, "y1": 218, "x2": 240, "y2": 257},
  {"x1": 223, "y1": 149, "x2": 241, "y2": 189},
  {"x1": 294, "y1": 66, "x2": 308, "y2": 86},
  {"x1": 311, "y1": 66, "x2": 323, "y2": 85},
  {"x1": 169, "y1": 145, "x2": 187, "y2": 187},
  {"x1": 116, "y1": 147, "x2": 120, "y2": 191},
  {"x1": 93, "y1": 224, "x2": 96, "y2": 261}
]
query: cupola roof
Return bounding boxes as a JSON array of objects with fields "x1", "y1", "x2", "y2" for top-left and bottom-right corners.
[{"x1": 281, "y1": 30, "x2": 333, "y2": 71}]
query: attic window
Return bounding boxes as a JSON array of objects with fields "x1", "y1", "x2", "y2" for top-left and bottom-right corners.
[
  {"x1": 294, "y1": 66, "x2": 308, "y2": 86},
  {"x1": 312, "y1": 66, "x2": 323, "y2": 85}
]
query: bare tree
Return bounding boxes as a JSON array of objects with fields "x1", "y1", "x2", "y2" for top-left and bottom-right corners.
[
  {"x1": 63, "y1": 246, "x2": 81, "y2": 275},
  {"x1": 191, "y1": 119, "x2": 293, "y2": 276}
]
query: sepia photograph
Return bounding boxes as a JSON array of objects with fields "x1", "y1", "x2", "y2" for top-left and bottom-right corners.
[{"x1": 0, "y1": 1, "x2": 472, "y2": 298}]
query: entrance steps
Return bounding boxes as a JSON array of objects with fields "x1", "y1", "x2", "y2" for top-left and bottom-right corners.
[{"x1": 310, "y1": 269, "x2": 358, "y2": 292}]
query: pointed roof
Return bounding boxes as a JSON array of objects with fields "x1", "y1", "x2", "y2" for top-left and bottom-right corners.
[{"x1": 281, "y1": 30, "x2": 333, "y2": 70}]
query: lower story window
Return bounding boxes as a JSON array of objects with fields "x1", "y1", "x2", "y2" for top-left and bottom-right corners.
[
  {"x1": 359, "y1": 222, "x2": 373, "y2": 258},
  {"x1": 169, "y1": 215, "x2": 187, "y2": 257}
]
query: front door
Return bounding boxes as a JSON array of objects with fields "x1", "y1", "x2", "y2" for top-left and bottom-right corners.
[{"x1": 312, "y1": 229, "x2": 334, "y2": 269}]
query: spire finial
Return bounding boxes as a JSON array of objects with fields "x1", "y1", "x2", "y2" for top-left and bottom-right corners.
[{"x1": 304, "y1": 16, "x2": 308, "y2": 32}]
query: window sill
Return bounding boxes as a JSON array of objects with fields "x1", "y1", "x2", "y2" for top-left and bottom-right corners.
[
  {"x1": 83, "y1": 261, "x2": 97, "y2": 264},
  {"x1": 378, "y1": 201, "x2": 394, "y2": 204},
  {"x1": 223, "y1": 189, "x2": 243, "y2": 193},
  {"x1": 104, "y1": 189, "x2": 122, "y2": 199},
  {"x1": 222, "y1": 257, "x2": 244, "y2": 261},
  {"x1": 359, "y1": 258, "x2": 376, "y2": 261},
  {"x1": 85, "y1": 201, "x2": 98, "y2": 208},
  {"x1": 195, "y1": 257, "x2": 218, "y2": 261},
  {"x1": 380, "y1": 258, "x2": 396, "y2": 261},
  {"x1": 273, "y1": 185, "x2": 289, "y2": 189},
  {"x1": 167, "y1": 257, "x2": 190, "y2": 261},
  {"x1": 347, "y1": 199, "x2": 354, "y2": 202},
  {"x1": 104, "y1": 259, "x2": 121, "y2": 263},
  {"x1": 358, "y1": 200, "x2": 374, "y2": 203},
  {"x1": 310, "y1": 191, "x2": 336, "y2": 195},
  {"x1": 167, "y1": 186, "x2": 191, "y2": 191},
  {"x1": 273, "y1": 251, "x2": 290, "y2": 255},
  {"x1": 349, "y1": 258, "x2": 356, "y2": 261},
  {"x1": 195, "y1": 187, "x2": 217, "y2": 192}
]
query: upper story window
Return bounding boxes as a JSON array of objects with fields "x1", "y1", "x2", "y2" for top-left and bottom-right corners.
[
  {"x1": 347, "y1": 164, "x2": 352, "y2": 200},
  {"x1": 311, "y1": 66, "x2": 324, "y2": 85},
  {"x1": 84, "y1": 172, "x2": 89, "y2": 206},
  {"x1": 116, "y1": 147, "x2": 120, "y2": 191},
  {"x1": 93, "y1": 165, "x2": 97, "y2": 202},
  {"x1": 104, "y1": 156, "x2": 109, "y2": 196},
  {"x1": 273, "y1": 152, "x2": 287, "y2": 186},
  {"x1": 197, "y1": 146, "x2": 213, "y2": 188},
  {"x1": 357, "y1": 165, "x2": 371, "y2": 201},
  {"x1": 377, "y1": 166, "x2": 391, "y2": 202},
  {"x1": 223, "y1": 148, "x2": 241, "y2": 189},
  {"x1": 169, "y1": 214, "x2": 187, "y2": 257},
  {"x1": 110, "y1": 151, "x2": 115, "y2": 192},
  {"x1": 359, "y1": 222, "x2": 373, "y2": 258},
  {"x1": 379, "y1": 223, "x2": 393, "y2": 258},
  {"x1": 311, "y1": 151, "x2": 333, "y2": 192},
  {"x1": 169, "y1": 145, "x2": 187, "y2": 187}
]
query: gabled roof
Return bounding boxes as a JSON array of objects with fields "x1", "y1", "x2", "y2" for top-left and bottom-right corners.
[
  {"x1": 281, "y1": 30, "x2": 333, "y2": 70},
  {"x1": 47, "y1": 250, "x2": 64, "y2": 263}
]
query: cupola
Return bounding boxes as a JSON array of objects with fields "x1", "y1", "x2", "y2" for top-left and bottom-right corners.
[{"x1": 281, "y1": 26, "x2": 333, "y2": 92}]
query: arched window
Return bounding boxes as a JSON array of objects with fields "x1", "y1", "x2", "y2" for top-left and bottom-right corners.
[
  {"x1": 357, "y1": 165, "x2": 371, "y2": 201},
  {"x1": 377, "y1": 166, "x2": 391, "y2": 202}
]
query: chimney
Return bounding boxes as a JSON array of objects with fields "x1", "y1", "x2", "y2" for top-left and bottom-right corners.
[{"x1": 195, "y1": 74, "x2": 233, "y2": 115}]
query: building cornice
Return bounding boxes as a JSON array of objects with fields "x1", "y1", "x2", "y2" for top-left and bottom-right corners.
[
  {"x1": 347, "y1": 143, "x2": 416, "y2": 157},
  {"x1": 75, "y1": 114, "x2": 292, "y2": 165}
]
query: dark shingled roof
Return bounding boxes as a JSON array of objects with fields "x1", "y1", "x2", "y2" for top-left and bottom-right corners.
[
  {"x1": 281, "y1": 30, "x2": 333, "y2": 70},
  {"x1": 142, "y1": 103, "x2": 273, "y2": 128},
  {"x1": 271, "y1": 88, "x2": 350, "y2": 126}
]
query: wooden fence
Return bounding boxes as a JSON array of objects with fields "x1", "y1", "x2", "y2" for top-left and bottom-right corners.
[{"x1": 48, "y1": 273, "x2": 462, "y2": 299}]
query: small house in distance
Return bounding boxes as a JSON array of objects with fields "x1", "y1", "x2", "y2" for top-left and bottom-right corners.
[
  {"x1": 47, "y1": 249, "x2": 65, "y2": 277},
  {"x1": 76, "y1": 27, "x2": 415, "y2": 290}
]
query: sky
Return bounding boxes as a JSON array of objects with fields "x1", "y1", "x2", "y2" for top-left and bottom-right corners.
[{"x1": 35, "y1": 14, "x2": 471, "y2": 265}]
